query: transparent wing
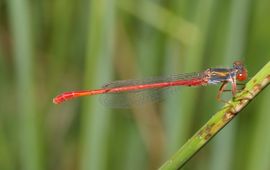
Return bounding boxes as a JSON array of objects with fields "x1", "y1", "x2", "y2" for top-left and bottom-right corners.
[
  {"x1": 99, "y1": 72, "x2": 204, "y2": 108},
  {"x1": 102, "y1": 72, "x2": 204, "y2": 88},
  {"x1": 99, "y1": 86, "x2": 179, "y2": 108}
]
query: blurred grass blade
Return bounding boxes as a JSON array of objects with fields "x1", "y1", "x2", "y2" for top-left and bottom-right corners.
[
  {"x1": 160, "y1": 61, "x2": 270, "y2": 169},
  {"x1": 7, "y1": 0, "x2": 42, "y2": 170},
  {"x1": 79, "y1": 0, "x2": 116, "y2": 170},
  {"x1": 170, "y1": 0, "x2": 216, "y2": 158},
  {"x1": 117, "y1": 0, "x2": 199, "y2": 46}
]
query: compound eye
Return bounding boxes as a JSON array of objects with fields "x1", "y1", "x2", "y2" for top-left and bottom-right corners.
[{"x1": 236, "y1": 71, "x2": 247, "y2": 81}]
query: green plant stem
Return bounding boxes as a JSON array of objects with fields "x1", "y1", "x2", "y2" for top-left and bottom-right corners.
[
  {"x1": 7, "y1": 0, "x2": 41, "y2": 170},
  {"x1": 159, "y1": 61, "x2": 270, "y2": 170}
]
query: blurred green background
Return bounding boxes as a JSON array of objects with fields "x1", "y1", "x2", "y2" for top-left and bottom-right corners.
[{"x1": 1, "y1": 0, "x2": 270, "y2": 170}]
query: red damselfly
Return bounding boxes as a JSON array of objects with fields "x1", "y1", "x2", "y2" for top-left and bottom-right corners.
[{"x1": 53, "y1": 61, "x2": 248, "y2": 107}]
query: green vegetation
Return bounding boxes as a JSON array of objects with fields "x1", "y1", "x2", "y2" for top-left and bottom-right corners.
[{"x1": 1, "y1": 0, "x2": 270, "y2": 170}]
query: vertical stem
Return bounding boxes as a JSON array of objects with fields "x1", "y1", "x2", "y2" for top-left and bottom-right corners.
[
  {"x1": 79, "y1": 0, "x2": 116, "y2": 170},
  {"x1": 7, "y1": 0, "x2": 42, "y2": 170}
]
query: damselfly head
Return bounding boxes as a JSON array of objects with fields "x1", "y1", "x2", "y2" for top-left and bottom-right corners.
[{"x1": 233, "y1": 61, "x2": 248, "y2": 81}]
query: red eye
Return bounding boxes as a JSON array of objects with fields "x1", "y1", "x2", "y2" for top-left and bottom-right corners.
[{"x1": 236, "y1": 71, "x2": 247, "y2": 81}]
